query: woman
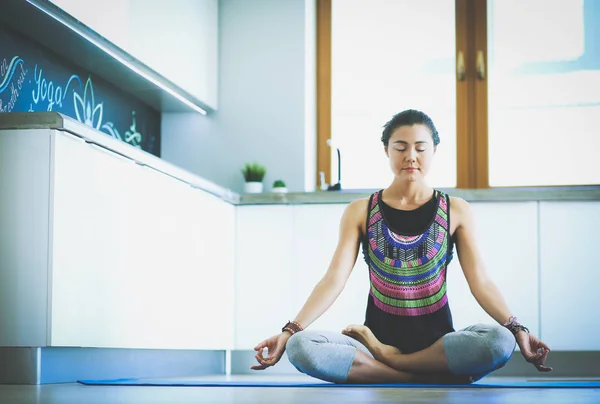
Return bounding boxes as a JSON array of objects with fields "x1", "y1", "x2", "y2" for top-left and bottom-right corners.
[{"x1": 251, "y1": 109, "x2": 552, "y2": 384}]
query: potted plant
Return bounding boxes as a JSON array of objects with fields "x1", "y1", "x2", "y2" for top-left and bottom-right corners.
[
  {"x1": 241, "y1": 162, "x2": 266, "y2": 193},
  {"x1": 272, "y1": 179, "x2": 288, "y2": 193}
]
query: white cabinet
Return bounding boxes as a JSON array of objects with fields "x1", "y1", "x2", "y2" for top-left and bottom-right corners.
[
  {"x1": 49, "y1": 0, "x2": 218, "y2": 108},
  {"x1": 50, "y1": 132, "x2": 132, "y2": 347},
  {"x1": 447, "y1": 202, "x2": 540, "y2": 337},
  {"x1": 234, "y1": 204, "x2": 369, "y2": 350},
  {"x1": 235, "y1": 201, "x2": 542, "y2": 349},
  {"x1": 540, "y1": 202, "x2": 600, "y2": 350},
  {"x1": 234, "y1": 206, "x2": 294, "y2": 349},
  {"x1": 290, "y1": 202, "x2": 541, "y2": 336},
  {"x1": 291, "y1": 205, "x2": 369, "y2": 332},
  {"x1": 128, "y1": 0, "x2": 218, "y2": 107},
  {"x1": 0, "y1": 130, "x2": 52, "y2": 347},
  {"x1": 50, "y1": 131, "x2": 234, "y2": 349},
  {"x1": 0, "y1": 129, "x2": 233, "y2": 349},
  {"x1": 50, "y1": 0, "x2": 132, "y2": 50}
]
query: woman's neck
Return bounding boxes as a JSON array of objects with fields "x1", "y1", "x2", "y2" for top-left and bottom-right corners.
[{"x1": 384, "y1": 179, "x2": 433, "y2": 205}]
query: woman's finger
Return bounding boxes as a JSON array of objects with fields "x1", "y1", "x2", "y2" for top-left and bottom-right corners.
[
  {"x1": 531, "y1": 348, "x2": 552, "y2": 372},
  {"x1": 253, "y1": 341, "x2": 267, "y2": 351},
  {"x1": 255, "y1": 350, "x2": 264, "y2": 361},
  {"x1": 534, "y1": 349, "x2": 549, "y2": 366},
  {"x1": 256, "y1": 351, "x2": 275, "y2": 365},
  {"x1": 525, "y1": 351, "x2": 542, "y2": 363},
  {"x1": 538, "y1": 341, "x2": 551, "y2": 351},
  {"x1": 255, "y1": 353, "x2": 268, "y2": 365},
  {"x1": 536, "y1": 363, "x2": 553, "y2": 372}
]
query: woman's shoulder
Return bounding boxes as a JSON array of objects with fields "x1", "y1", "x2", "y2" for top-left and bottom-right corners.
[
  {"x1": 447, "y1": 195, "x2": 469, "y2": 210},
  {"x1": 446, "y1": 194, "x2": 475, "y2": 229},
  {"x1": 346, "y1": 197, "x2": 370, "y2": 215},
  {"x1": 341, "y1": 197, "x2": 370, "y2": 229}
]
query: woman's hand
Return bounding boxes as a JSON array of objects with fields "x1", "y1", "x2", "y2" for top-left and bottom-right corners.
[
  {"x1": 251, "y1": 332, "x2": 292, "y2": 370},
  {"x1": 515, "y1": 331, "x2": 553, "y2": 372}
]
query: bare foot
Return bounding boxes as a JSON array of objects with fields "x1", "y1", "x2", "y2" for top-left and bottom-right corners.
[{"x1": 342, "y1": 324, "x2": 402, "y2": 363}]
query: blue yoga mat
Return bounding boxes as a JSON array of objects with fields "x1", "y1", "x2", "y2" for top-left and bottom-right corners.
[{"x1": 77, "y1": 378, "x2": 600, "y2": 388}]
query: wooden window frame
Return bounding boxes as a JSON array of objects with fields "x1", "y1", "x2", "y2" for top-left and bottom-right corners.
[
  {"x1": 456, "y1": 0, "x2": 488, "y2": 188},
  {"x1": 316, "y1": 0, "x2": 488, "y2": 189},
  {"x1": 316, "y1": 0, "x2": 332, "y2": 188}
]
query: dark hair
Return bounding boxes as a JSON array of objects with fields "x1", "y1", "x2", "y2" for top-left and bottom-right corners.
[{"x1": 381, "y1": 109, "x2": 440, "y2": 147}]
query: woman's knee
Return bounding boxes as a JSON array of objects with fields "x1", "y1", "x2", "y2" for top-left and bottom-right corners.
[
  {"x1": 285, "y1": 331, "x2": 357, "y2": 383},
  {"x1": 286, "y1": 332, "x2": 309, "y2": 367},
  {"x1": 444, "y1": 324, "x2": 515, "y2": 376},
  {"x1": 285, "y1": 331, "x2": 324, "y2": 373},
  {"x1": 485, "y1": 324, "x2": 516, "y2": 368}
]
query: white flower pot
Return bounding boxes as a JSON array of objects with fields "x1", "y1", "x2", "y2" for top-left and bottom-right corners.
[
  {"x1": 272, "y1": 187, "x2": 288, "y2": 194},
  {"x1": 244, "y1": 181, "x2": 263, "y2": 194}
]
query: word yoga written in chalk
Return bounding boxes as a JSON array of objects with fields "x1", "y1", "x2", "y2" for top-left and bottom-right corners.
[{"x1": 0, "y1": 25, "x2": 160, "y2": 156}]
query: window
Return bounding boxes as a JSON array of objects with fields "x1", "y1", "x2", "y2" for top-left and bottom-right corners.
[
  {"x1": 329, "y1": 0, "x2": 456, "y2": 189},
  {"x1": 317, "y1": 0, "x2": 600, "y2": 189},
  {"x1": 488, "y1": 0, "x2": 600, "y2": 186}
]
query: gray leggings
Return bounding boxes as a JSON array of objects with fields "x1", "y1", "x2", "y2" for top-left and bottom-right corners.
[{"x1": 285, "y1": 324, "x2": 516, "y2": 384}]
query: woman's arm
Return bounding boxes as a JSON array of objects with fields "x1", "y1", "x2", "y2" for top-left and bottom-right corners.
[
  {"x1": 452, "y1": 197, "x2": 552, "y2": 372},
  {"x1": 452, "y1": 197, "x2": 513, "y2": 323},
  {"x1": 251, "y1": 198, "x2": 366, "y2": 370},
  {"x1": 292, "y1": 198, "x2": 366, "y2": 329}
]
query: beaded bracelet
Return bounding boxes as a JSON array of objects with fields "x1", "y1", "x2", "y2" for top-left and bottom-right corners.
[
  {"x1": 503, "y1": 316, "x2": 530, "y2": 335},
  {"x1": 282, "y1": 320, "x2": 304, "y2": 335}
]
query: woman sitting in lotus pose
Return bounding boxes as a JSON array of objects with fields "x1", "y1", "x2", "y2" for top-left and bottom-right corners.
[{"x1": 251, "y1": 109, "x2": 552, "y2": 384}]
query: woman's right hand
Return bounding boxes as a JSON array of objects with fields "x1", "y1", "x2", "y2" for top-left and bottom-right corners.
[{"x1": 251, "y1": 332, "x2": 292, "y2": 370}]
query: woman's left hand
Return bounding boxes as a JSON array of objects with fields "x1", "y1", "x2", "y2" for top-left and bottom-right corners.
[{"x1": 515, "y1": 331, "x2": 553, "y2": 372}]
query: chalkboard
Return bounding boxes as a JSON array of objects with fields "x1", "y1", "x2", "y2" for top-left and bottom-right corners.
[{"x1": 0, "y1": 25, "x2": 161, "y2": 156}]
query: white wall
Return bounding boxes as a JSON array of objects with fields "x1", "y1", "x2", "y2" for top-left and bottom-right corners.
[
  {"x1": 161, "y1": 0, "x2": 315, "y2": 193},
  {"x1": 303, "y1": 0, "x2": 317, "y2": 192}
]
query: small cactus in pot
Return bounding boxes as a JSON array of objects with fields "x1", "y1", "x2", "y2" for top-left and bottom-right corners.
[{"x1": 272, "y1": 179, "x2": 288, "y2": 193}]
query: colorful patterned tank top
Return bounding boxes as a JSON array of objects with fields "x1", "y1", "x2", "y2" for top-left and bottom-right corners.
[{"x1": 362, "y1": 189, "x2": 455, "y2": 353}]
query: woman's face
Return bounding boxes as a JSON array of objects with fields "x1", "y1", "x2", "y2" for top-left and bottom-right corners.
[{"x1": 385, "y1": 124, "x2": 436, "y2": 182}]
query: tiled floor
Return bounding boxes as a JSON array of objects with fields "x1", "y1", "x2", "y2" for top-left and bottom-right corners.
[{"x1": 0, "y1": 375, "x2": 598, "y2": 404}]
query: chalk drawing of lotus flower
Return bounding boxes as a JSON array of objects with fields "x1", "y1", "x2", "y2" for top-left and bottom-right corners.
[
  {"x1": 124, "y1": 111, "x2": 142, "y2": 147},
  {"x1": 73, "y1": 77, "x2": 103, "y2": 130},
  {"x1": 101, "y1": 121, "x2": 122, "y2": 141}
]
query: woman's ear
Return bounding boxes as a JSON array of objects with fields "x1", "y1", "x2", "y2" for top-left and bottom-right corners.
[{"x1": 384, "y1": 146, "x2": 389, "y2": 157}]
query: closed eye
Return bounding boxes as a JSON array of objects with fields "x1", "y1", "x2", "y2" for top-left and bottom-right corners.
[{"x1": 395, "y1": 148, "x2": 426, "y2": 152}]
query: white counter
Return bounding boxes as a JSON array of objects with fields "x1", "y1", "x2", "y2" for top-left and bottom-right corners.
[{"x1": 0, "y1": 112, "x2": 239, "y2": 204}]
